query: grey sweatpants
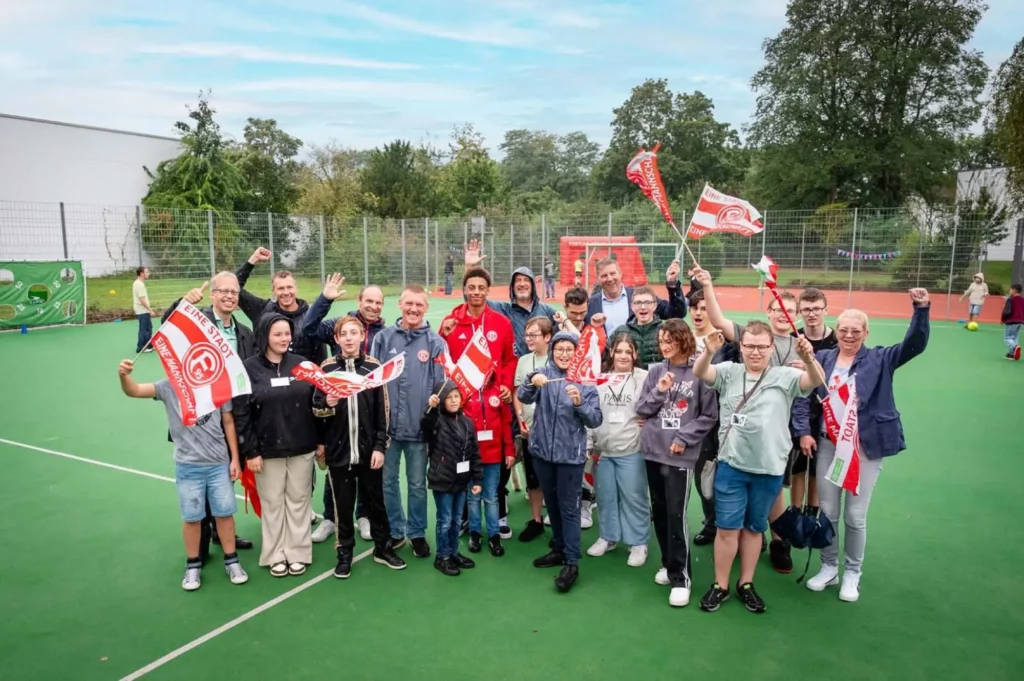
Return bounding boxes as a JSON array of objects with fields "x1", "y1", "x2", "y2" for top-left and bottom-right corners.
[{"x1": 815, "y1": 438, "x2": 883, "y2": 573}]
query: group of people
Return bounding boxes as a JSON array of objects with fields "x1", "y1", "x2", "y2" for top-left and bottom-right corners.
[{"x1": 122, "y1": 245, "x2": 934, "y2": 613}]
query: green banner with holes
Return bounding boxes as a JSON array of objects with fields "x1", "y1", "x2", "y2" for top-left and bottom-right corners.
[{"x1": 0, "y1": 261, "x2": 86, "y2": 328}]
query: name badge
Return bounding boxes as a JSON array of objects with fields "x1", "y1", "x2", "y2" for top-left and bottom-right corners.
[
  {"x1": 730, "y1": 413, "x2": 748, "y2": 427},
  {"x1": 609, "y1": 411, "x2": 626, "y2": 424},
  {"x1": 478, "y1": 430, "x2": 494, "y2": 442},
  {"x1": 456, "y1": 460, "x2": 470, "y2": 474},
  {"x1": 661, "y1": 417, "x2": 680, "y2": 430},
  {"x1": 270, "y1": 377, "x2": 291, "y2": 387}
]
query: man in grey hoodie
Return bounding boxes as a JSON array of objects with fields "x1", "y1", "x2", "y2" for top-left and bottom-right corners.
[
  {"x1": 371, "y1": 285, "x2": 447, "y2": 559},
  {"x1": 488, "y1": 267, "x2": 559, "y2": 357}
]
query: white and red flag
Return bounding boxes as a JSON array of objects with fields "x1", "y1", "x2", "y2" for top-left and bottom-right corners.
[
  {"x1": 365, "y1": 353, "x2": 405, "y2": 387},
  {"x1": 566, "y1": 325, "x2": 628, "y2": 386},
  {"x1": 821, "y1": 374, "x2": 862, "y2": 495},
  {"x1": 436, "y1": 328, "x2": 493, "y2": 399},
  {"x1": 292, "y1": 353, "x2": 406, "y2": 399},
  {"x1": 626, "y1": 143, "x2": 680, "y2": 238},
  {"x1": 687, "y1": 184, "x2": 764, "y2": 239},
  {"x1": 152, "y1": 301, "x2": 251, "y2": 426}
]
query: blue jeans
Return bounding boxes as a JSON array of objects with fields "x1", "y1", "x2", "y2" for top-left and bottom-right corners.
[
  {"x1": 1005, "y1": 323, "x2": 1021, "y2": 352},
  {"x1": 534, "y1": 458, "x2": 584, "y2": 565},
  {"x1": 136, "y1": 313, "x2": 152, "y2": 352},
  {"x1": 543, "y1": 276, "x2": 555, "y2": 299},
  {"x1": 713, "y1": 460, "x2": 783, "y2": 533},
  {"x1": 175, "y1": 462, "x2": 236, "y2": 522},
  {"x1": 383, "y1": 440, "x2": 428, "y2": 540},
  {"x1": 595, "y1": 452, "x2": 650, "y2": 546},
  {"x1": 433, "y1": 489, "x2": 467, "y2": 558},
  {"x1": 468, "y1": 463, "x2": 501, "y2": 537}
]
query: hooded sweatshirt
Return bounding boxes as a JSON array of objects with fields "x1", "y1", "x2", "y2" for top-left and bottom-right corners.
[
  {"x1": 517, "y1": 330, "x2": 603, "y2": 466},
  {"x1": 422, "y1": 382, "x2": 484, "y2": 493},
  {"x1": 235, "y1": 261, "x2": 323, "y2": 364},
  {"x1": 587, "y1": 367, "x2": 648, "y2": 457},
  {"x1": 233, "y1": 313, "x2": 322, "y2": 461},
  {"x1": 371, "y1": 320, "x2": 446, "y2": 441},
  {"x1": 1003, "y1": 292, "x2": 1024, "y2": 325},
  {"x1": 635, "y1": 357, "x2": 719, "y2": 468},
  {"x1": 962, "y1": 273, "x2": 989, "y2": 306},
  {"x1": 442, "y1": 302, "x2": 517, "y2": 392},
  {"x1": 300, "y1": 293, "x2": 386, "y2": 358},
  {"x1": 487, "y1": 267, "x2": 558, "y2": 356},
  {"x1": 311, "y1": 352, "x2": 389, "y2": 468}
]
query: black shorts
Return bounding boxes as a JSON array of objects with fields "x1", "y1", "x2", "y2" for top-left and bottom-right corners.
[
  {"x1": 517, "y1": 436, "x2": 540, "y2": 491},
  {"x1": 783, "y1": 442, "x2": 817, "y2": 487}
]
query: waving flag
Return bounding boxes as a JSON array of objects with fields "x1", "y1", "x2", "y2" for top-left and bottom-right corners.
[
  {"x1": 365, "y1": 352, "x2": 405, "y2": 386},
  {"x1": 687, "y1": 184, "x2": 763, "y2": 239},
  {"x1": 566, "y1": 325, "x2": 610, "y2": 384},
  {"x1": 626, "y1": 143, "x2": 682, "y2": 238},
  {"x1": 152, "y1": 301, "x2": 251, "y2": 426},
  {"x1": 436, "y1": 328, "x2": 493, "y2": 399},
  {"x1": 752, "y1": 255, "x2": 779, "y2": 287},
  {"x1": 821, "y1": 375, "x2": 862, "y2": 495},
  {"x1": 293, "y1": 353, "x2": 406, "y2": 399}
]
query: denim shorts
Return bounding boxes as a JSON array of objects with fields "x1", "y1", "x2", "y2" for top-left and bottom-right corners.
[
  {"x1": 969, "y1": 304, "x2": 982, "y2": 315},
  {"x1": 175, "y1": 462, "x2": 237, "y2": 522},
  {"x1": 713, "y1": 460, "x2": 784, "y2": 533}
]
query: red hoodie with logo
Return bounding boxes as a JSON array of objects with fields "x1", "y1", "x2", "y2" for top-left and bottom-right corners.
[{"x1": 441, "y1": 303, "x2": 516, "y2": 464}]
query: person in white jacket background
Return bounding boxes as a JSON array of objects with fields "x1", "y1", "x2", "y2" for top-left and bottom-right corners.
[{"x1": 586, "y1": 333, "x2": 650, "y2": 567}]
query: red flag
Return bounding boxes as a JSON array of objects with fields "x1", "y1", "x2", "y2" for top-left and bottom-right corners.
[
  {"x1": 240, "y1": 467, "x2": 262, "y2": 517},
  {"x1": 626, "y1": 144, "x2": 681, "y2": 238},
  {"x1": 436, "y1": 329, "x2": 493, "y2": 399},
  {"x1": 291, "y1": 361, "x2": 365, "y2": 399},
  {"x1": 822, "y1": 375, "x2": 862, "y2": 495},
  {"x1": 365, "y1": 352, "x2": 406, "y2": 386},
  {"x1": 566, "y1": 325, "x2": 607, "y2": 384},
  {"x1": 687, "y1": 184, "x2": 764, "y2": 239}
]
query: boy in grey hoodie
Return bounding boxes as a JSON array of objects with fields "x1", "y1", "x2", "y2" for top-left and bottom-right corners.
[{"x1": 635, "y1": 318, "x2": 719, "y2": 608}]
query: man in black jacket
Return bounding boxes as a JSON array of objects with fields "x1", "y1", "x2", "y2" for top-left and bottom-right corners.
[
  {"x1": 312, "y1": 315, "x2": 406, "y2": 578},
  {"x1": 162, "y1": 271, "x2": 256, "y2": 559}
]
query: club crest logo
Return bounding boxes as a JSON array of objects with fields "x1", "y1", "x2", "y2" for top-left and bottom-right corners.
[
  {"x1": 486, "y1": 330, "x2": 498, "y2": 342},
  {"x1": 488, "y1": 395, "x2": 501, "y2": 408},
  {"x1": 182, "y1": 343, "x2": 224, "y2": 388},
  {"x1": 417, "y1": 349, "x2": 429, "y2": 362}
]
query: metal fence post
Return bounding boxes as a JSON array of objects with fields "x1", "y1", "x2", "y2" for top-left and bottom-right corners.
[
  {"x1": 401, "y1": 218, "x2": 407, "y2": 289},
  {"x1": 945, "y1": 215, "x2": 959, "y2": 320},
  {"x1": 799, "y1": 218, "x2": 807, "y2": 284},
  {"x1": 915, "y1": 221, "x2": 926, "y2": 288},
  {"x1": 510, "y1": 223, "x2": 515, "y2": 278},
  {"x1": 136, "y1": 205, "x2": 144, "y2": 267},
  {"x1": 59, "y1": 201, "x2": 69, "y2": 259},
  {"x1": 318, "y1": 215, "x2": 326, "y2": 283},
  {"x1": 528, "y1": 223, "x2": 534, "y2": 275},
  {"x1": 607, "y1": 212, "x2": 613, "y2": 255},
  {"x1": 758, "y1": 211, "x2": 767, "y2": 309},
  {"x1": 541, "y1": 214, "x2": 547, "y2": 283},
  {"x1": 424, "y1": 217, "x2": 430, "y2": 289},
  {"x1": 362, "y1": 217, "x2": 369, "y2": 286},
  {"x1": 267, "y1": 212, "x2": 275, "y2": 276},
  {"x1": 434, "y1": 221, "x2": 440, "y2": 292},
  {"x1": 207, "y1": 209, "x2": 216, "y2": 277},
  {"x1": 846, "y1": 208, "x2": 858, "y2": 308}
]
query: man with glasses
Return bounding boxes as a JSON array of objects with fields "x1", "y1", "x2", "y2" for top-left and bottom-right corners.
[{"x1": 164, "y1": 272, "x2": 256, "y2": 561}]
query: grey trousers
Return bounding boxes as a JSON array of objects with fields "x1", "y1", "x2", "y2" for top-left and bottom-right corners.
[{"x1": 815, "y1": 438, "x2": 883, "y2": 573}]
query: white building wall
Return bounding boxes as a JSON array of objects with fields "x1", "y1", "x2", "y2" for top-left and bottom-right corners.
[
  {"x1": 0, "y1": 114, "x2": 181, "y2": 275},
  {"x1": 955, "y1": 167, "x2": 1022, "y2": 261}
]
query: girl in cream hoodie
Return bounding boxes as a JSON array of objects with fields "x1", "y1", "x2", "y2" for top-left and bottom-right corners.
[{"x1": 959, "y1": 273, "x2": 989, "y2": 324}]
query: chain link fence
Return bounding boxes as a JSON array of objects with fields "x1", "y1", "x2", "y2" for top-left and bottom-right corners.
[{"x1": 0, "y1": 200, "x2": 1019, "y2": 319}]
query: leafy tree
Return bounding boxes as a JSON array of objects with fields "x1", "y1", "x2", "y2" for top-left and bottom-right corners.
[
  {"x1": 500, "y1": 129, "x2": 560, "y2": 195},
  {"x1": 748, "y1": 0, "x2": 989, "y2": 209},
  {"x1": 554, "y1": 131, "x2": 601, "y2": 201},
  {"x1": 231, "y1": 118, "x2": 303, "y2": 214},
  {"x1": 295, "y1": 143, "x2": 369, "y2": 218},
  {"x1": 360, "y1": 140, "x2": 437, "y2": 218},
  {"x1": 436, "y1": 124, "x2": 503, "y2": 215},
  {"x1": 991, "y1": 37, "x2": 1024, "y2": 209}
]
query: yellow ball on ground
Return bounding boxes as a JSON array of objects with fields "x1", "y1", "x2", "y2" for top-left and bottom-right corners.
[
  {"x1": 967, "y1": 321, "x2": 978, "y2": 331},
  {"x1": 109, "y1": 289, "x2": 116, "y2": 296}
]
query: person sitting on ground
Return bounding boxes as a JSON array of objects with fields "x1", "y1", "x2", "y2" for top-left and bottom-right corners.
[{"x1": 117, "y1": 359, "x2": 248, "y2": 592}]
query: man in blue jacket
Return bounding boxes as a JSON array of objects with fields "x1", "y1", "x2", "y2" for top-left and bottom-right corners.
[
  {"x1": 585, "y1": 257, "x2": 687, "y2": 333},
  {"x1": 371, "y1": 285, "x2": 447, "y2": 559},
  {"x1": 487, "y1": 267, "x2": 559, "y2": 357}
]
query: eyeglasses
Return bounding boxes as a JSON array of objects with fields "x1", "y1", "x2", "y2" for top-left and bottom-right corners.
[
  {"x1": 552, "y1": 347, "x2": 575, "y2": 355},
  {"x1": 769, "y1": 308, "x2": 796, "y2": 316},
  {"x1": 525, "y1": 332, "x2": 544, "y2": 339},
  {"x1": 837, "y1": 329, "x2": 864, "y2": 338},
  {"x1": 213, "y1": 289, "x2": 240, "y2": 296},
  {"x1": 799, "y1": 306, "x2": 826, "y2": 315},
  {"x1": 741, "y1": 344, "x2": 771, "y2": 353},
  {"x1": 633, "y1": 300, "x2": 656, "y2": 307}
]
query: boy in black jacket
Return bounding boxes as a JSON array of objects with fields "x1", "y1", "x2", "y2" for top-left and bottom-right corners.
[
  {"x1": 312, "y1": 316, "x2": 406, "y2": 578},
  {"x1": 423, "y1": 382, "x2": 483, "y2": 576}
]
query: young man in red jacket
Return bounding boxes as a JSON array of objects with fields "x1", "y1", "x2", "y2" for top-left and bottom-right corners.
[{"x1": 440, "y1": 267, "x2": 517, "y2": 554}]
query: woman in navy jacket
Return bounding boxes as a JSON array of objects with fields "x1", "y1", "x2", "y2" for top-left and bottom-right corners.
[{"x1": 792, "y1": 288, "x2": 930, "y2": 602}]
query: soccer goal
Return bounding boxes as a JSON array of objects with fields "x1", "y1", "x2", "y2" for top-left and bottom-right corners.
[
  {"x1": 571, "y1": 240, "x2": 682, "y2": 294},
  {"x1": 0, "y1": 260, "x2": 87, "y2": 331}
]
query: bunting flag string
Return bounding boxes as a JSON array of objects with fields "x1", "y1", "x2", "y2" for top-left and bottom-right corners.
[{"x1": 836, "y1": 249, "x2": 901, "y2": 261}]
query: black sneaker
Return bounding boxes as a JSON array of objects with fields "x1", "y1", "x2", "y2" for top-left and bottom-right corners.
[
  {"x1": 699, "y1": 583, "x2": 730, "y2": 612},
  {"x1": 1006, "y1": 352, "x2": 1016, "y2": 361},
  {"x1": 498, "y1": 517, "x2": 513, "y2": 540},
  {"x1": 554, "y1": 565, "x2": 579, "y2": 593},
  {"x1": 459, "y1": 518, "x2": 469, "y2": 537},
  {"x1": 411, "y1": 538, "x2": 432, "y2": 558},
  {"x1": 694, "y1": 527, "x2": 717, "y2": 546},
  {"x1": 488, "y1": 535, "x2": 505, "y2": 557},
  {"x1": 769, "y1": 539, "x2": 793, "y2": 573},
  {"x1": 334, "y1": 549, "x2": 352, "y2": 579},
  {"x1": 433, "y1": 556, "x2": 460, "y2": 576},
  {"x1": 452, "y1": 553, "x2": 476, "y2": 569},
  {"x1": 736, "y1": 581, "x2": 766, "y2": 613},
  {"x1": 389, "y1": 537, "x2": 407, "y2": 550},
  {"x1": 518, "y1": 520, "x2": 545, "y2": 543},
  {"x1": 533, "y1": 550, "x2": 565, "y2": 568},
  {"x1": 373, "y1": 546, "x2": 407, "y2": 570},
  {"x1": 468, "y1": 531, "x2": 482, "y2": 554}
]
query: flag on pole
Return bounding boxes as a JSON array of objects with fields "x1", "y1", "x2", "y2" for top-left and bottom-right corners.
[
  {"x1": 292, "y1": 353, "x2": 406, "y2": 399},
  {"x1": 152, "y1": 301, "x2": 251, "y2": 426},
  {"x1": 821, "y1": 375, "x2": 862, "y2": 495},
  {"x1": 752, "y1": 255, "x2": 779, "y2": 287},
  {"x1": 566, "y1": 325, "x2": 614, "y2": 385},
  {"x1": 687, "y1": 184, "x2": 764, "y2": 239},
  {"x1": 365, "y1": 352, "x2": 406, "y2": 386},
  {"x1": 626, "y1": 143, "x2": 682, "y2": 239},
  {"x1": 435, "y1": 328, "x2": 493, "y2": 399}
]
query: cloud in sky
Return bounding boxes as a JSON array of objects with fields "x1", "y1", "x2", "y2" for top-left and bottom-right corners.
[{"x1": 1, "y1": 0, "x2": 1020, "y2": 154}]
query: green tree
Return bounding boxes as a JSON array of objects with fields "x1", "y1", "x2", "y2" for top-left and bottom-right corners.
[
  {"x1": 295, "y1": 143, "x2": 369, "y2": 218},
  {"x1": 748, "y1": 0, "x2": 989, "y2": 209},
  {"x1": 592, "y1": 80, "x2": 745, "y2": 207},
  {"x1": 554, "y1": 131, "x2": 601, "y2": 201},
  {"x1": 231, "y1": 118, "x2": 303, "y2": 214},
  {"x1": 499, "y1": 129, "x2": 560, "y2": 195},
  {"x1": 991, "y1": 37, "x2": 1024, "y2": 209},
  {"x1": 360, "y1": 140, "x2": 437, "y2": 218},
  {"x1": 436, "y1": 124, "x2": 503, "y2": 215}
]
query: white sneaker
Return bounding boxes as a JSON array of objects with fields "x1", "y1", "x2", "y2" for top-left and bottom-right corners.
[
  {"x1": 806, "y1": 564, "x2": 839, "y2": 592},
  {"x1": 543, "y1": 514, "x2": 551, "y2": 526},
  {"x1": 181, "y1": 566, "x2": 201, "y2": 591},
  {"x1": 310, "y1": 511, "x2": 323, "y2": 525},
  {"x1": 357, "y1": 517, "x2": 372, "y2": 541},
  {"x1": 226, "y1": 562, "x2": 249, "y2": 585},
  {"x1": 498, "y1": 517, "x2": 513, "y2": 540},
  {"x1": 627, "y1": 545, "x2": 648, "y2": 567},
  {"x1": 669, "y1": 586, "x2": 691, "y2": 607},
  {"x1": 839, "y1": 571, "x2": 861, "y2": 602},
  {"x1": 580, "y1": 500, "x2": 593, "y2": 529},
  {"x1": 311, "y1": 519, "x2": 336, "y2": 543},
  {"x1": 587, "y1": 538, "x2": 616, "y2": 556},
  {"x1": 654, "y1": 568, "x2": 670, "y2": 586}
]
